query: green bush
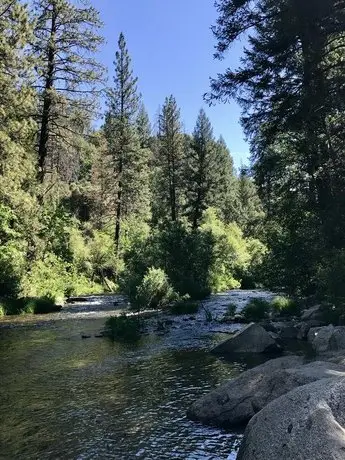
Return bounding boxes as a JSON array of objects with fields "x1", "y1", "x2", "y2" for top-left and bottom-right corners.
[
  {"x1": 104, "y1": 315, "x2": 141, "y2": 342},
  {"x1": 169, "y1": 299, "x2": 200, "y2": 315},
  {"x1": 242, "y1": 298, "x2": 271, "y2": 321},
  {"x1": 0, "y1": 296, "x2": 60, "y2": 315},
  {"x1": 203, "y1": 307, "x2": 213, "y2": 322},
  {"x1": 132, "y1": 267, "x2": 177, "y2": 310},
  {"x1": 226, "y1": 303, "x2": 237, "y2": 317},
  {"x1": 271, "y1": 296, "x2": 300, "y2": 317}
]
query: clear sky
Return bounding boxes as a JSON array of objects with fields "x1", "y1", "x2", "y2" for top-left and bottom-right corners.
[{"x1": 93, "y1": 0, "x2": 249, "y2": 168}]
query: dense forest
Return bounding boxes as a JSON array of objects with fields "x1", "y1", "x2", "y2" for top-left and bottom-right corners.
[{"x1": 1, "y1": 0, "x2": 344, "y2": 315}]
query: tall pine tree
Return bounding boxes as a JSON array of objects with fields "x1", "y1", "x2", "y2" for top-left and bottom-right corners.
[
  {"x1": 105, "y1": 33, "x2": 150, "y2": 256},
  {"x1": 32, "y1": 0, "x2": 104, "y2": 184},
  {"x1": 154, "y1": 95, "x2": 183, "y2": 223}
]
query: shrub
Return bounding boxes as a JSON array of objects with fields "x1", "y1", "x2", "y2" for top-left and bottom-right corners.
[
  {"x1": 226, "y1": 303, "x2": 237, "y2": 317},
  {"x1": 0, "y1": 296, "x2": 60, "y2": 315},
  {"x1": 132, "y1": 267, "x2": 177, "y2": 310},
  {"x1": 0, "y1": 304, "x2": 5, "y2": 317},
  {"x1": 203, "y1": 307, "x2": 213, "y2": 322},
  {"x1": 104, "y1": 315, "x2": 141, "y2": 342},
  {"x1": 242, "y1": 298, "x2": 271, "y2": 321},
  {"x1": 169, "y1": 299, "x2": 200, "y2": 315},
  {"x1": 271, "y1": 296, "x2": 300, "y2": 317}
]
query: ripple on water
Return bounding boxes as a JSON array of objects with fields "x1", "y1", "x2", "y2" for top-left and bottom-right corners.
[{"x1": 0, "y1": 290, "x2": 275, "y2": 459}]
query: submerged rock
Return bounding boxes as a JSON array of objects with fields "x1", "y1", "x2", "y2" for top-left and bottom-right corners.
[
  {"x1": 212, "y1": 323, "x2": 280, "y2": 354},
  {"x1": 237, "y1": 377, "x2": 345, "y2": 460},
  {"x1": 187, "y1": 357, "x2": 345, "y2": 428}
]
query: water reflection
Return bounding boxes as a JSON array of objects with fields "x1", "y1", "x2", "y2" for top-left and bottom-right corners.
[{"x1": 0, "y1": 319, "x2": 244, "y2": 459}]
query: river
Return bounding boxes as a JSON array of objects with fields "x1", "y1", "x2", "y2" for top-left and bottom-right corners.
[{"x1": 0, "y1": 290, "x2": 274, "y2": 460}]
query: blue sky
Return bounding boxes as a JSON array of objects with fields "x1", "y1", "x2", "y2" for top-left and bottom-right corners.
[{"x1": 94, "y1": 0, "x2": 249, "y2": 167}]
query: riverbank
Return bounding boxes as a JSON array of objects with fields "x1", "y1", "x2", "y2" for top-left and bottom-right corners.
[{"x1": 187, "y1": 301, "x2": 345, "y2": 459}]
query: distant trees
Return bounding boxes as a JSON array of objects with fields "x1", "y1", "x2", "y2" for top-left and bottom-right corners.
[{"x1": 0, "y1": 1, "x2": 268, "y2": 311}]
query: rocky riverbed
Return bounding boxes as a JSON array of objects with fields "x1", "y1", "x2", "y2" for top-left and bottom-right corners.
[{"x1": 187, "y1": 302, "x2": 345, "y2": 459}]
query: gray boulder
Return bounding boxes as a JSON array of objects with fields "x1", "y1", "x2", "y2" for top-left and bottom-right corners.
[
  {"x1": 308, "y1": 325, "x2": 345, "y2": 353},
  {"x1": 237, "y1": 377, "x2": 345, "y2": 460},
  {"x1": 187, "y1": 357, "x2": 344, "y2": 428},
  {"x1": 301, "y1": 304, "x2": 323, "y2": 321},
  {"x1": 212, "y1": 323, "x2": 279, "y2": 354},
  {"x1": 297, "y1": 320, "x2": 326, "y2": 340}
]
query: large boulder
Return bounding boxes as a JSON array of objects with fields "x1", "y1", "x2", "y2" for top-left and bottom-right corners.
[
  {"x1": 237, "y1": 377, "x2": 345, "y2": 460},
  {"x1": 212, "y1": 323, "x2": 279, "y2": 354},
  {"x1": 296, "y1": 319, "x2": 326, "y2": 340},
  {"x1": 308, "y1": 325, "x2": 345, "y2": 353},
  {"x1": 187, "y1": 357, "x2": 344, "y2": 428},
  {"x1": 301, "y1": 304, "x2": 324, "y2": 321}
]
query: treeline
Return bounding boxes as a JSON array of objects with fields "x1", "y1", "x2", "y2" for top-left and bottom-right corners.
[
  {"x1": 0, "y1": 0, "x2": 264, "y2": 311},
  {"x1": 211, "y1": 0, "x2": 345, "y2": 299}
]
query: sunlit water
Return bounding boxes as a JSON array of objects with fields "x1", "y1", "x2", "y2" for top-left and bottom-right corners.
[{"x1": 0, "y1": 290, "x2": 274, "y2": 460}]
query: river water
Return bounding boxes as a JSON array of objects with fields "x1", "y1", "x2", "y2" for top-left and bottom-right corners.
[{"x1": 0, "y1": 290, "x2": 274, "y2": 460}]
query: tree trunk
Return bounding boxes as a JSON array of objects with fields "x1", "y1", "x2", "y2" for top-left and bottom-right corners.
[{"x1": 37, "y1": 3, "x2": 57, "y2": 184}]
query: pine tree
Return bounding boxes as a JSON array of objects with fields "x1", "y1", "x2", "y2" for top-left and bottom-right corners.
[
  {"x1": 210, "y1": 0, "x2": 345, "y2": 292},
  {"x1": 185, "y1": 112, "x2": 238, "y2": 228},
  {"x1": 154, "y1": 95, "x2": 184, "y2": 223},
  {"x1": 32, "y1": 0, "x2": 104, "y2": 184},
  {"x1": 0, "y1": 0, "x2": 37, "y2": 211},
  {"x1": 136, "y1": 103, "x2": 152, "y2": 149},
  {"x1": 185, "y1": 109, "x2": 215, "y2": 228},
  {"x1": 105, "y1": 33, "x2": 151, "y2": 256},
  {"x1": 208, "y1": 136, "x2": 238, "y2": 224}
]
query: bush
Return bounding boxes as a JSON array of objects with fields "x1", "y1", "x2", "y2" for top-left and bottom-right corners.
[
  {"x1": 0, "y1": 296, "x2": 60, "y2": 315},
  {"x1": 271, "y1": 296, "x2": 300, "y2": 317},
  {"x1": 104, "y1": 315, "x2": 141, "y2": 342},
  {"x1": 226, "y1": 303, "x2": 237, "y2": 317},
  {"x1": 169, "y1": 299, "x2": 200, "y2": 315},
  {"x1": 132, "y1": 267, "x2": 177, "y2": 311},
  {"x1": 242, "y1": 298, "x2": 271, "y2": 321}
]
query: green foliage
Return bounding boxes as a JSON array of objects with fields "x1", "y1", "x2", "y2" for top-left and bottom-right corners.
[
  {"x1": 169, "y1": 300, "x2": 200, "y2": 315},
  {"x1": 242, "y1": 298, "x2": 271, "y2": 322},
  {"x1": 200, "y1": 208, "x2": 251, "y2": 292},
  {"x1": 132, "y1": 267, "x2": 177, "y2": 311},
  {"x1": 0, "y1": 296, "x2": 59, "y2": 316},
  {"x1": 271, "y1": 296, "x2": 300, "y2": 317},
  {"x1": 104, "y1": 315, "x2": 141, "y2": 342},
  {"x1": 203, "y1": 307, "x2": 213, "y2": 322},
  {"x1": 226, "y1": 303, "x2": 237, "y2": 317},
  {"x1": 20, "y1": 253, "x2": 103, "y2": 300}
]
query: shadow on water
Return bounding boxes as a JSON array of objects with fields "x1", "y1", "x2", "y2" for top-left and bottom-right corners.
[{"x1": 0, "y1": 291, "x2": 275, "y2": 459}]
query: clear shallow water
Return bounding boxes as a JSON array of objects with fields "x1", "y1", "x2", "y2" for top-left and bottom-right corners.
[{"x1": 0, "y1": 291, "x2": 273, "y2": 460}]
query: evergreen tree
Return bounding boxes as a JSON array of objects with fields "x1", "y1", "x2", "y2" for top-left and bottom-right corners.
[
  {"x1": 32, "y1": 0, "x2": 104, "y2": 184},
  {"x1": 185, "y1": 109, "x2": 215, "y2": 228},
  {"x1": 136, "y1": 103, "x2": 152, "y2": 149},
  {"x1": 209, "y1": 0, "x2": 345, "y2": 293},
  {"x1": 105, "y1": 33, "x2": 150, "y2": 256},
  {"x1": 209, "y1": 136, "x2": 238, "y2": 224},
  {"x1": 154, "y1": 95, "x2": 184, "y2": 223}
]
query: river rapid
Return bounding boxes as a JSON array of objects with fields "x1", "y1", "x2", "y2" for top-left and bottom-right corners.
[{"x1": 0, "y1": 290, "x2": 274, "y2": 460}]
